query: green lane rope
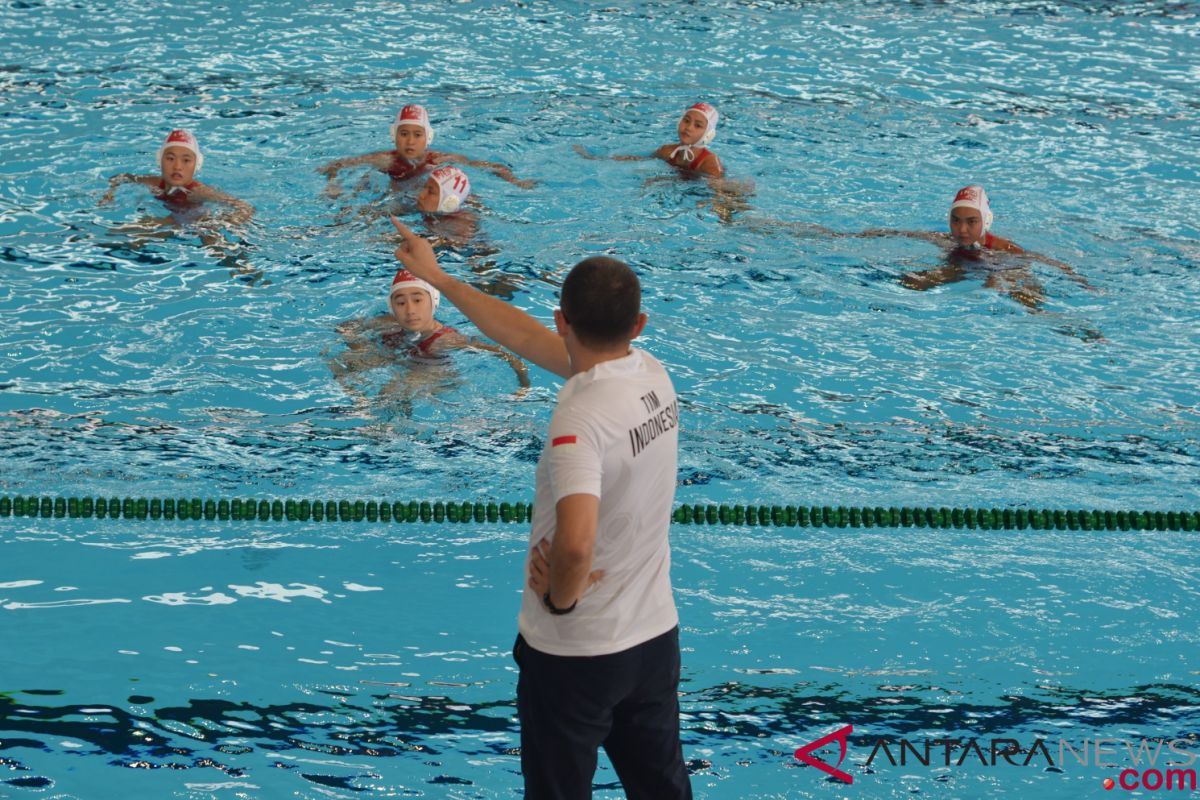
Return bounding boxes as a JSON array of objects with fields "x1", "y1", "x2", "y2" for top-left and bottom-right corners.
[
  {"x1": 0, "y1": 496, "x2": 531, "y2": 525},
  {"x1": 0, "y1": 495, "x2": 1196, "y2": 531}
]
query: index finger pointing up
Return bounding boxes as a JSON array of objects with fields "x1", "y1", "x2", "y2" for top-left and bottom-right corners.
[{"x1": 389, "y1": 215, "x2": 414, "y2": 239}]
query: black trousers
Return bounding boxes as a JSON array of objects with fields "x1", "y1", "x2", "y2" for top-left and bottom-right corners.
[{"x1": 514, "y1": 626, "x2": 692, "y2": 800}]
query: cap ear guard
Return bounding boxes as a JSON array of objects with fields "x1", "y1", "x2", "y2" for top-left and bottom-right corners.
[{"x1": 435, "y1": 187, "x2": 463, "y2": 213}]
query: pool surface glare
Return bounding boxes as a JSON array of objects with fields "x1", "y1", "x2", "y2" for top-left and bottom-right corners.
[{"x1": 2, "y1": 1, "x2": 1199, "y2": 798}]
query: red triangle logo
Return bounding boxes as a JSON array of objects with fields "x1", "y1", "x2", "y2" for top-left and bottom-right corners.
[{"x1": 794, "y1": 724, "x2": 854, "y2": 784}]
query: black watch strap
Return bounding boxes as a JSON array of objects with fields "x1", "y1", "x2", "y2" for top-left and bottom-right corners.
[{"x1": 542, "y1": 592, "x2": 577, "y2": 615}]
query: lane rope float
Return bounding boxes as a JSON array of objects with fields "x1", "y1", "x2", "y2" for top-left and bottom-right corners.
[{"x1": 0, "y1": 495, "x2": 1196, "y2": 531}]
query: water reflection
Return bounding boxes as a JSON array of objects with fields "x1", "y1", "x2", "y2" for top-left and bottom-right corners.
[{"x1": 3, "y1": 681, "x2": 1197, "y2": 791}]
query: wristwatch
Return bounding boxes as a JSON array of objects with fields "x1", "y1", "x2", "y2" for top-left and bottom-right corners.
[{"x1": 542, "y1": 592, "x2": 577, "y2": 615}]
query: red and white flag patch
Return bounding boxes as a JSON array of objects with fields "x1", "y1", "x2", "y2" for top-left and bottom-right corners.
[{"x1": 551, "y1": 435, "x2": 577, "y2": 447}]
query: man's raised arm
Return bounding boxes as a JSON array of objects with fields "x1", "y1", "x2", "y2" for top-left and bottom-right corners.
[{"x1": 390, "y1": 216, "x2": 570, "y2": 378}]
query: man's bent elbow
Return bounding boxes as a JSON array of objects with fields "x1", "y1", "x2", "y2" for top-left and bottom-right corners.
[{"x1": 553, "y1": 542, "x2": 593, "y2": 567}]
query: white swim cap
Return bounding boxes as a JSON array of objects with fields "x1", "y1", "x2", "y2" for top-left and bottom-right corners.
[
  {"x1": 671, "y1": 102, "x2": 719, "y2": 162},
  {"x1": 390, "y1": 104, "x2": 435, "y2": 146},
  {"x1": 390, "y1": 268, "x2": 440, "y2": 315},
  {"x1": 429, "y1": 165, "x2": 470, "y2": 214},
  {"x1": 950, "y1": 184, "x2": 994, "y2": 233},
  {"x1": 156, "y1": 129, "x2": 203, "y2": 172}
]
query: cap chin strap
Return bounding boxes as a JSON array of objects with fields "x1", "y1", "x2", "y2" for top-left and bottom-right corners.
[
  {"x1": 669, "y1": 143, "x2": 695, "y2": 162},
  {"x1": 669, "y1": 126, "x2": 714, "y2": 163}
]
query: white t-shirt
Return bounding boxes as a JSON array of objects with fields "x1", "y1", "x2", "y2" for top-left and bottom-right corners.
[{"x1": 517, "y1": 348, "x2": 680, "y2": 657}]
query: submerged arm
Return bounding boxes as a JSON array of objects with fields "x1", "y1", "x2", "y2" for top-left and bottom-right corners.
[
  {"x1": 467, "y1": 339, "x2": 531, "y2": 388},
  {"x1": 989, "y1": 234, "x2": 1095, "y2": 291},
  {"x1": 196, "y1": 185, "x2": 255, "y2": 226},
  {"x1": 99, "y1": 173, "x2": 154, "y2": 206},
  {"x1": 318, "y1": 151, "x2": 391, "y2": 177},
  {"x1": 1026, "y1": 250, "x2": 1095, "y2": 290},
  {"x1": 328, "y1": 315, "x2": 395, "y2": 383},
  {"x1": 738, "y1": 215, "x2": 841, "y2": 238},
  {"x1": 704, "y1": 174, "x2": 753, "y2": 222},
  {"x1": 574, "y1": 144, "x2": 653, "y2": 162},
  {"x1": 335, "y1": 315, "x2": 392, "y2": 348},
  {"x1": 318, "y1": 151, "x2": 393, "y2": 198},
  {"x1": 438, "y1": 152, "x2": 536, "y2": 188},
  {"x1": 859, "y1": 228, "x2": 949, "y2": 245}
]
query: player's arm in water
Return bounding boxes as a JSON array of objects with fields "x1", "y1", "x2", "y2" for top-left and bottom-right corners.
[
  {"x1": 863, "y1": 229, "x2": 1095, "y2": 290},
  {"x1": 334, "y1": 312, "x2": 529, "y2": 390},
  {"x1": 706, "y1": 176, "x2": 755, "y2": 223},
  {"x1": 389, "y1": 216, "x2": 570, "y2": 379},
  {"x1": 317, "y1": 151, "x2": 395, "y2": 196},
  {"x1": 961, "y1": 232, "x2": 1083, "y2": 278},
  {"x1": 328, "y1": 314, "x2": 397, "y2": 381},
  {"x1": 336, "y1": 314, "x2": 394, "y2": 344},
  {"x1": 1013, "y1": 246, "x2": 1096, "y2": 291},
  {"x1": 590, "y1": 139, "x2": 742, "y2": 221},
  {"x1": 318, "y1": 151, "x2": 394, "y2": 180},
  {"x1": 188, "y1": 184, "x2": 255, "y2": 227},
  {"x1": 859, "y1": 228, "x2": 951, "y2": 245},
  {"x1": 422, "y1": 328, "x2": 532, "y2": 389},
  {"x1": 434, "y1": 152, "x2": 536, "y2": 189},
  {"x1": 99, "y1": 174, "x2": 252, "y2": 225},
  {"x1": 575, "y1": 143, "x2": 726, "y2": 179},
  {"x1": 98, "y1": 173, "x2": 159, "y2": 205},
  {"x1": 573, "y1": 144, "x2": 654, "y2": 163},
  {"x1": 464, "y1": 339, "x2": 530, "y2": 388}
]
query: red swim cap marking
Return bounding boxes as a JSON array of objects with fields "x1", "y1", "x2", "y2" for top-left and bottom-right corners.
[{"x1": 954, "y1": 186, "x2": 980, "y2": 204}]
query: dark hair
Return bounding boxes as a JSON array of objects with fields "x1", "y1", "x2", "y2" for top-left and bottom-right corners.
[{"x1": 559, "y1": 256, "x2": 641, "y2": 348}]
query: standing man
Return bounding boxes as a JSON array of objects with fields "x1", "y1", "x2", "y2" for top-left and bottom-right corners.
[{"x1": 390, "y1": 217, "x2": 691, "y2": 800}]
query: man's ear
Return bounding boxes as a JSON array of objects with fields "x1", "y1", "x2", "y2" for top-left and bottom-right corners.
[
  {"x1": 629, "y1": 312, "x2": 648, "y2": 340},
  {"x1": 553, "y1": 308, "x2": 568, "y2": 337}
]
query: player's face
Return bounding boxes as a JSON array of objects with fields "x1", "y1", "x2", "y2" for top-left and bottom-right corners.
[
  {"x1": 949, "y1": 208, "x2": 985, "y2": 247},
  {"x1": 394, "y1": 125, "x2": 429, "y2": 159},
  {"x1": 160, "y1": 147, "x2": 197, "y2": 187},
  {"x1": 389, "y1": 287, "x2": 434, "y2": 331},
  {"x1": 677, "y1": 110, "x2": 709, "y2": 145},
  {"x1": 416, "y1": 178, "x2": 441, "y2": 213}
]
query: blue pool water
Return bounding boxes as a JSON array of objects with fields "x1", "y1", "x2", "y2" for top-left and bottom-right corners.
[{"x1": 2, "y1": 1, "x2": 1199, "y2": 797}]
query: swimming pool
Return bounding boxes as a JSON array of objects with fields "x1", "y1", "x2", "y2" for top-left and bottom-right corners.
[{"x1": 2, "y1": 1, "x2": 1199, "y2": 797}]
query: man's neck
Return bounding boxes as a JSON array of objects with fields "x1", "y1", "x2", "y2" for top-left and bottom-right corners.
[{"x1": 568, "y1": 345, "x2": 632, "y2": 377}]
